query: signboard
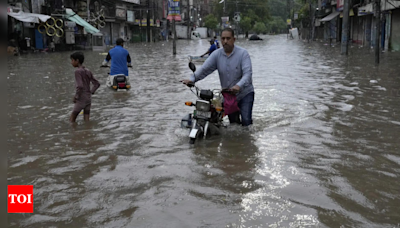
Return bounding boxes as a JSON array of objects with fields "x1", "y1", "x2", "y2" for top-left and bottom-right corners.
[
  {"x1": 286, "y1": 19, "x2": 292, "y2": 25},
  {"x1": 358, "y1": 3, "x2": 373, "y2": 16},
  {"x1": 65, "y1": 21, "x2": 77, "y2": 27},
  {"x1": 134, "y1": 19, "x2": 140, "y2": 25},
  {"x1": 340, "y1": 9, "x2": 354, "y2": 18},
  {"x1": 127, "y1": 10, "x2": 134, "y2": 22},
  {"x1": 221, "y1": 16, "x2": 229, "y2": 28},
  {"x1": 156, "y1": 19, "x2": 160, "y2": 27},
  {"x1": 294, "y1": 13, "x2": 298, "y2": 20},
  {"x1": 116, "y1": 8, "x2": 126, "y2": 20},
  {"x1": 167, "y1": 0, "x2": 181, "y2": 21},
  {"x1": 337, "y1": 0, "x2": 344, "y2": 11},
  {"x1": 138, "y1": 19, "x2": 157, "y2": 26},
  {"x1": 234, "y1": 12, "x2": 240, "y2": 22}
]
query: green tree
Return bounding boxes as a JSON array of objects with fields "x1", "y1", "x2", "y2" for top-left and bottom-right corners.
[
  {"x1": 211, "y1": 0, "x2": 270, "y2": 30},
  {"x1": 239, "y1": 17, "x2": 252, "y2": 38},
  {"x1": 253, "y1": 22, "x2": 267, "y2": 34},
  {"x1": 266, "y1": 16, "x2": 287, "y2": 34},
  {"x1": 245, "y1": 9, "x2": 262, "y2": 26},
  {"x1": 268, "y1": 0, "x2": 287, "y2": 21},
  {"x1": 204, "y1": 14, "x2": 219, "y2": 30}
]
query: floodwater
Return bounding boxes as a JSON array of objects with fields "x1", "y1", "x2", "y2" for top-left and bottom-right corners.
[{"x1": 7, "y1": 35, "x2": 400, "y2": 227}]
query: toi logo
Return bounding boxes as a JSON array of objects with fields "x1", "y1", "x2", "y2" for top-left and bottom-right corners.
[{"x1": 8, "y1": 185, "x2": 34, "y2": 213}]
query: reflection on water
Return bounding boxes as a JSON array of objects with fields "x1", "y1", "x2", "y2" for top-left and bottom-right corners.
[{"x1": 8, "y1": 36, "x2": 400, "y2": 227}]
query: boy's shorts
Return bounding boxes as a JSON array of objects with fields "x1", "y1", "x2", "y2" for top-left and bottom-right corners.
[{"x1": 73, "y1": 101, "x2": 91, "y2": 115}]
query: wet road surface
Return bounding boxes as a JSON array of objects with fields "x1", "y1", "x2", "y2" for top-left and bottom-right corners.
[{"x1": 7, "y1": 35, "x2": 400, "y2": 227}]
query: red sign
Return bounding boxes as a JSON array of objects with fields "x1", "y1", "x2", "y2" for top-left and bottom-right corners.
[{"x1": 8, "y1": 185, "x2": 34, "y2": 213}]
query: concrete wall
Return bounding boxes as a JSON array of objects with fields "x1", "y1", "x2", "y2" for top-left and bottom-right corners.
[{"x1": 390, "y1": 9, "x2": 400, "y2": 51}]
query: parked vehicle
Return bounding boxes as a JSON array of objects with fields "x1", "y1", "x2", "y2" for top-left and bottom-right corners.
[
  {"x1": 175, "y1": 25, "x2": 202, "y2": 39},
  {"x1": 249, "y1": 34, "x2": 263, "y2": 41}
]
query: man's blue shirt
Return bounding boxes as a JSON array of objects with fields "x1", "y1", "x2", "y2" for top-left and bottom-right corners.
[
  {"x1": 214, "y1": 39, "x2": 220, "y2": 48},
  {"x1": 209, "y1": 44, "x2": 217, "y2": 55},
  {"x1": 105, "y1": 46, "x2": 131, "y2": 76}
]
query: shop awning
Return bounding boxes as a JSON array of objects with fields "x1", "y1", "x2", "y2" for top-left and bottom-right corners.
[
  {"x1": 320, "y1": 11, "x2": 340, "y2": 22},
  {"x1": 381, "y1": 0, "x2": 400, "y2": 11},
  {"x1": 7, "y1": 10, "x2": 51, "y2": 23},
  {"x1": 64, "y1": 8, "x2": 99, "y2": 34}
]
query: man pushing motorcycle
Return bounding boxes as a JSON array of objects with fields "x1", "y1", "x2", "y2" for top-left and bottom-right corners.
[
  {"x1": 102, "y1": 38, "x2": 132, "y2": 87},
  {"x1": 181, "y1": 28, "x2": 255, "y2": 126}
]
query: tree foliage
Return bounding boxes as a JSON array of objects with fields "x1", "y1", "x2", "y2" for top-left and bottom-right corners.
[
  {"x1": 266, "y1": 16, "x2": 287, "y2": 34},
  {"x1": 239, "y1": 16, "x2": 252, "y2": 37},
  {"x1": 268, "y1": 0, "x2": 287, "y2": 21},
  {"x1": 253, "y1": 22, "x2": 267, "y2": 34},
  {"x1": 212, "y1": 0, "x2": 270, "y2": 27},
  {"x1": 204, "y1": 14, "x2": 219, "y2": 30}
]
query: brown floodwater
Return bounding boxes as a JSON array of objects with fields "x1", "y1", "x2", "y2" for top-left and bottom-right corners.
[{"x1": 7, "y1": 35, "x2": 400, "y2": 227}]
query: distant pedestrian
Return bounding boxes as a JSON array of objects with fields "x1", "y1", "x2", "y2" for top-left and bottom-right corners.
[
  {"x1": 214, "y1": 36, "x2": 220, "y2": 48},
  {"x1": 70, "y1": 52, "x2": 100, "y2": 123},
  {"x1": 200, "y1": 39, "x2": 217, "y2": 57},
  {"x1": 49, "y1": 39, "x2": 55, "y2": 52}
]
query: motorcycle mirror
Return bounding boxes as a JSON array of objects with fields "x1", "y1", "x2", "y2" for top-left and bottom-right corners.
[{"x1": 188, "y1": 62, "x2": 196, "y2": 72}]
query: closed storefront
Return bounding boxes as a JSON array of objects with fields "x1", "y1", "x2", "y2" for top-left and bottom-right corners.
[
  {"x1": 100, "y1": 22, "x2": 111, "y2": 45},
  {"x1": 112, "y1": 22, "x2": 120, "y2": 44},
  {"x1": 390, "y1": 9, "x2": 400, "y2": 51}
]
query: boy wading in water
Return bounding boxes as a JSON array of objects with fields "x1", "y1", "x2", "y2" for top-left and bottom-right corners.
[{"x1": 70, "y1": 52, "x2": 100, "y2": 123}]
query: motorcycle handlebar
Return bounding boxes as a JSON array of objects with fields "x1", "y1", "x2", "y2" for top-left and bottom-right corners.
[{"x1": 180, "y1": 80, "x2": 195, "y2": 88}]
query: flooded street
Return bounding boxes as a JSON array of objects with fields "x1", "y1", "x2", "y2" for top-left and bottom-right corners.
[{"x1": 7, "y1": 35, "x2": 400, "y2": 227}]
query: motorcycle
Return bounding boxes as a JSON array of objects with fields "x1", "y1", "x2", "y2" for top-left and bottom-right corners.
[
  {"x1": 181, "y1": 62, "x2": 227, "y2": 144},
  {"x1": 100, "y1": 65, "x2": 131, "y2": 91}
]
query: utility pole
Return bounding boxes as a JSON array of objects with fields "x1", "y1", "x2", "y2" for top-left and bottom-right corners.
[
  {"x1": 375, "y1": 0, "x2": 380, "y2": 64},
  {"x1": 187, "y1": 0, "x2": 190, "y2": 39},
  {"x1": 224, "y1": 0, "x2": 226, "y2": 15},
  {"x1": 287, "y1": 0, "x2": 291, "y2": 38},
  {"x1": 140, "y1": 9, "x2": 143, "y2": 42},
  {"x1": 308, "y1": 2, "x2": 311, "y2": 42},
  {"x1": 173, "y1": 19, "x2": 176, "y2": 54},
  {"x1": 236, "y1": 0, "x2": 238, "y2": 39},
  {"x1": 147, "y1": 0, "x2": 151, "y2": 42},
  {"x1": 311, "y1": 6, "x2": 315, "y2": 40},
  {"x1": 87, "y1": 0, "x2": 90, "y2": 21},
  {"x1": 341, "y1": 0, "x2": 350, "y2": 55},
  {"x1": 153, "y1": 1, "x2": 156, "y2": 42}
]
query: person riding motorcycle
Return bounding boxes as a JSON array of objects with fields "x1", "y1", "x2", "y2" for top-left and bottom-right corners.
[{"x1": 102, "y1": 38, "x2": 132, "y2": 87}]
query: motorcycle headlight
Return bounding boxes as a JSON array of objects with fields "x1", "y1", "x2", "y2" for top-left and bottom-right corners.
[{"x1": 196, "y1": 100, "x2": 210, "y2": 112}]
